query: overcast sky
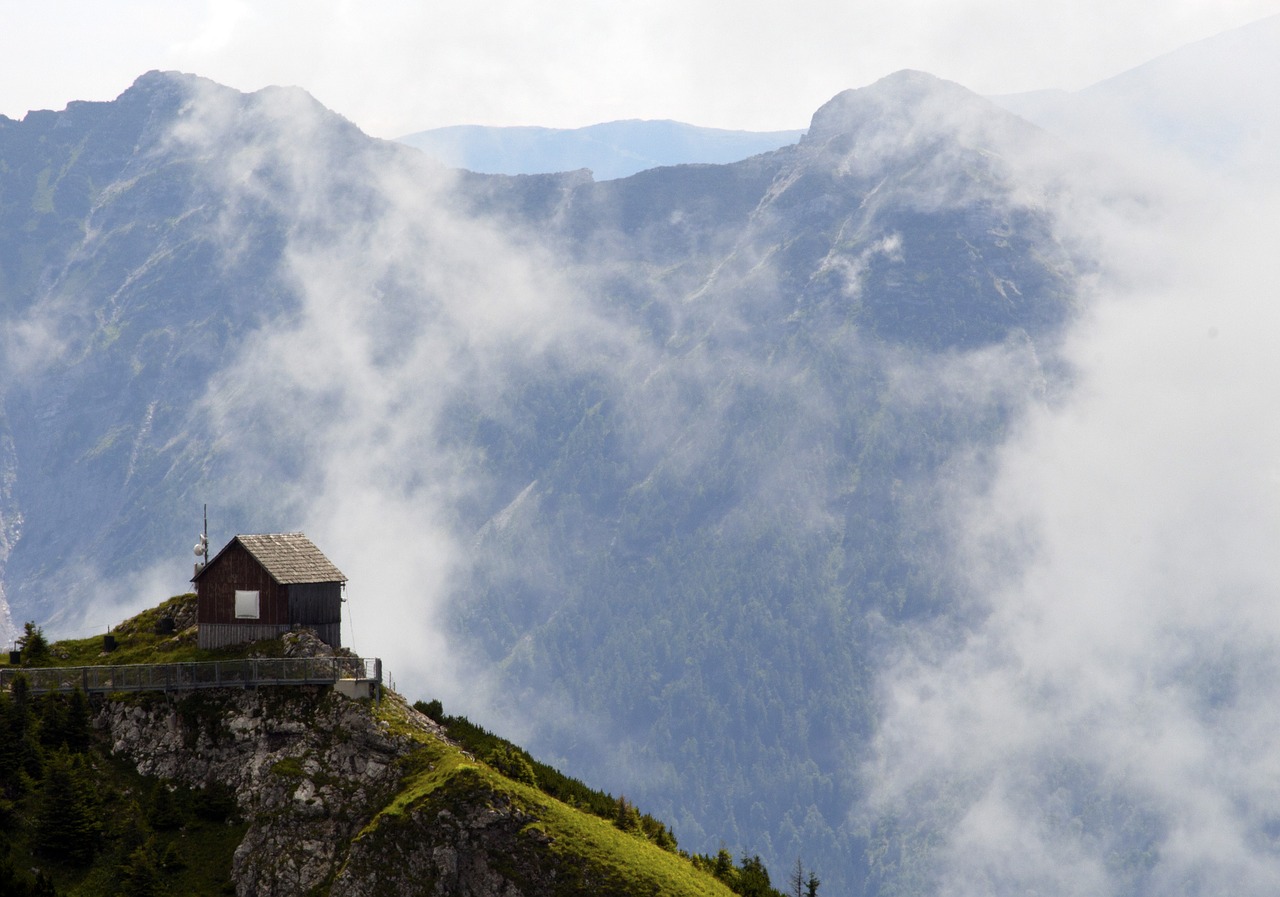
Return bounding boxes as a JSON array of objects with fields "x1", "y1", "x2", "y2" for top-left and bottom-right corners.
[{"x1": 3, "y1": 1, "x2": 1279, "y2": 138}]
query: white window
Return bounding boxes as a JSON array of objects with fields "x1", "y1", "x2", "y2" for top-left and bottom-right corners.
[{"x1": 235, "y1": 590, "x2": 260, "y2": 619}]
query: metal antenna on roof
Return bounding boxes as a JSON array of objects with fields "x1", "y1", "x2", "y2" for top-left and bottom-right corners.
[{"x1": 193, "y1": 504, "x2": 209, "y2": 574}]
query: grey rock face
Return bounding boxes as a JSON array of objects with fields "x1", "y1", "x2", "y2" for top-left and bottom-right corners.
[{"x1": 97, "y1": 685, "x2": 434, "y2": 895}]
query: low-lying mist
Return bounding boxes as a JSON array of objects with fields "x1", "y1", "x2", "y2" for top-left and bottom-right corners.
[{"x1": 864, "y1": 114, "x2": 1280, "y2": 894}]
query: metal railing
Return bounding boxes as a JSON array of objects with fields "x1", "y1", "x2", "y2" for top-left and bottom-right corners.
[{"x1": 0, "y1": 656, "x2": 382, "y2": 696}]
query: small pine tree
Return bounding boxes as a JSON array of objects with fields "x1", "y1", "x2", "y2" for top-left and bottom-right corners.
[
  {"x1": 38, "y1": 695, "x2": 69, "y2": 750},
  {"x1": 737, "y1": 854, "x2": 776, "y2": 897},
  {"x1": 712, "y1": 846, "x2": 734, "y2": 880},
  {"x1": 614, "y1": 795, "x2": 642, "y2": 833},
  {"x1": 63, "y1": 689, "x2": 91, "y2": 752},
  {"x1": 639, "y1": 812, "x2": 678, "y2": 851},
  {"x1": 18, "y1": 622, "x2": 51, "y2": 667},
  {"x1": 148, "y1": 782, "x2": 184, "y2": 831},
  {"x1": 9, "y1": 674, "x2": 32, "y2": 729},
  {"x1": 158, "y1": 841, "x2": 185, "y2": 874},
  {"x1": 37, "y1": 690, "x2": 91, "y2": 752},
  {"x1": 787, "y1": 859, "x2": 819, "y2": 897},
  {"x1": 116, "y1": 798, "x2": 149, "y2": 853},
  {"x1": 115, "y1": 839, "x2": 163, "y2": 897},
  {"x1": 413, "y1": 698, "x2": 445, "y2": 722},
  {"x1": 0, "y1": 693, "x2": 20, "y2": 795},
  {"x1": 0, "y1": 677, "x2": 41, "y2": 790}
]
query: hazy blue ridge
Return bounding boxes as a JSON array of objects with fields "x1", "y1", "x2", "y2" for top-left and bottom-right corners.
[
  {"x1": 0, "y1": 68, "x2": 1080, "y2": 897},
  {"x1": 396, "y1": 119, "x2": 806, "y2": 180},
  {"x1": 16, "y1": 54, "x2": 1273, "y2": 895}
]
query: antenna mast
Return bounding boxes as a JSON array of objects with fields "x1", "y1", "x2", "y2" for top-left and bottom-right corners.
[{"x1": 194, "y1": 504, "x2": 210, "y2": 575}]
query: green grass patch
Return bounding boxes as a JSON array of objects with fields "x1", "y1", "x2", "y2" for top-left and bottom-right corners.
[
  {"x1": 2, "y1": 595, "x2": 296, "y2": 669},
  {"x1": 358, "y1": 698, "x2": 736, "y2": 897},
  {"x1": 271, "y1": 756, "x2": 306, "y2": 779}
]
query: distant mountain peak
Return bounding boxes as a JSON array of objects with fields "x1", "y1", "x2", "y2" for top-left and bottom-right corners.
[
  {"x1": 119, "y1": 70, "x2": 359, "y2": 133},
  {"x1": 806, "y1": 70, "x2": 1011, "y2": 142}
]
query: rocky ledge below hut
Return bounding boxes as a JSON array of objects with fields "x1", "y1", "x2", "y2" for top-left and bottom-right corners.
[
  {"x1": 97, "y1": 662, "x2": 428, "y2": 894},
  {"x1": 91, "y1": 629, "x2": 707, "y2": 897}
]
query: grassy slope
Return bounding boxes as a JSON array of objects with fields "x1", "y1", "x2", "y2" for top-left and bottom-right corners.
[
  {"x1": 28, "y1": 594, "x2": 220, "y2": 667},
  {"x1": 363, "y1": 694, "x2": 737, "y2": 897}
]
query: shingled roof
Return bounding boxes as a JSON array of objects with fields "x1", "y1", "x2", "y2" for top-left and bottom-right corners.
[{"x1": 199, "y1": 532, "x2": 347, "y2": 584}]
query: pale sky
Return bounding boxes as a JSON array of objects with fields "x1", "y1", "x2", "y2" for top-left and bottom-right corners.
[{"x1": 3, "y1": 2, "x2": 1279, "y2": 138}]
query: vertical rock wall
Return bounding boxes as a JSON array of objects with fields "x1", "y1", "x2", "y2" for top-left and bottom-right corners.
[{"x1": 97, "y1": 685, "x2": 426, "y2": 895}]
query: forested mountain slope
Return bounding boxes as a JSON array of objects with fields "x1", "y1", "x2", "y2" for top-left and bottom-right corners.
[
  {"x1": 0, "y1": 69, "x2": 1082, "y2": 894},
  {"x1": 447, "y1": 70, "x2": 1078, "y2": 892}
]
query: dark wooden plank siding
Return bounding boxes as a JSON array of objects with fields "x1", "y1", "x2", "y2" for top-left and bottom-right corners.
[
  {"x1": 196, "y1": 541, "x2": 288, "y2": 626},
  {"x1": 310, "y1": 622, "x2": 341, "y2": 649},
  {"x1": 287, "y1": 583, "x2": 343, "y2": 627},
  {"x1": 197, "y1": 621, "x2": 341, "y2": 650},
  {"x1": 198, "y1": 622, "x2": 293, "y2": 650}
]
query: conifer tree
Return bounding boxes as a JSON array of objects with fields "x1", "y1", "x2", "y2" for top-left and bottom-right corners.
[
  {"x1": 712, "y1": 846, "x2": 734, "y2": 879},
  {"x1": 115, "y1": 839, "x2": 162, "y2": 897},
  {"x1": 0, "y1": 856, "x2": 57, "y2": 896},
  {"x1": 787, "y1": 858, "x2": 820, "y2": 897},
  {"x1": 0, "y1": 675, "x2": 40, "y2": 791},
  {"x1": 38, "y1": 690, "x2": 91, "y2": 753},
  {"x1": 0, "y1": 692, "x2": 19, "y2": 795},
  {"x1": 148, "y1": 781, "x2": 184, "y2": 831},
  {"x1": 38, "y1": 695, "x2": 68, "y2": 750},
  {"x1": 18, "y1": 622, "x2": 51, "y2": 667},
  {"x1": 34, "y1": 750, "x2": 100, "y2": 864},
  {"x1": 63, "y1": 688, "x2": 91, "y2": 753},
  {"x1": 736, "y1": 854, "x2": 779, "y2": 897},
  {"x1": 614, "y1": 795, "x2": 642, "y2": 832}
]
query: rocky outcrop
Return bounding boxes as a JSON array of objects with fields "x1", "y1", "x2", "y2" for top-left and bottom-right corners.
[
  {"x1": 90, "y1": 620, "x2": 603, "y2": 897},
  {"x1": 97, "y1": 681, "x2": 430, "y2": 896},
  {"x1": 333, "y1": 785, "x2": 546, "y2": 897},
  {"x1": 87, "y1": 622, "x2": 728, "y2": 897},
  {"x1": 93, "y1": 679, "x2": 715, "y2": 897}
]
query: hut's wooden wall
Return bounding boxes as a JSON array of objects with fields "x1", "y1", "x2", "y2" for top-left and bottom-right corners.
[
  {"x1": 198, "y1": 622, "x2": 292, "y2": 650},
  {"x1": 196, "y1": 541, "x2": 288, "y2": 626},
  {"x1": 287, "y1": 583, "x2": 342, "y2": 627}
]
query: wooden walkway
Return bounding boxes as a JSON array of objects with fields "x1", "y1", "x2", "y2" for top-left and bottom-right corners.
[{"x1": 0, "y1": 656, "x2": 382, "y2": 696}]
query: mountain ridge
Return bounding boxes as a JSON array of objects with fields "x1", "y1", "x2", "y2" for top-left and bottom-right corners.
[{"x1": 0, "y1": 66, "x2": 1080, "y2": 896}]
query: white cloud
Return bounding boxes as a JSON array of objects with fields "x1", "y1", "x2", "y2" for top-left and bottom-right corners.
[
  {"x1": 167, "y1": 0, "x2": 254, "y2": 58},
  {"x1": 863, "y1": 97, "x2": 1280, "y2": 894},
  {"x1": 159, "y1": 75, "x2": 622, "y2": 711}
]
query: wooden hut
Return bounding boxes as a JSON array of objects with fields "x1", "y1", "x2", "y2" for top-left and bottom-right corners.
[{"x1": 193, "y1": 533, "x2": 346, "y2": 650}]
